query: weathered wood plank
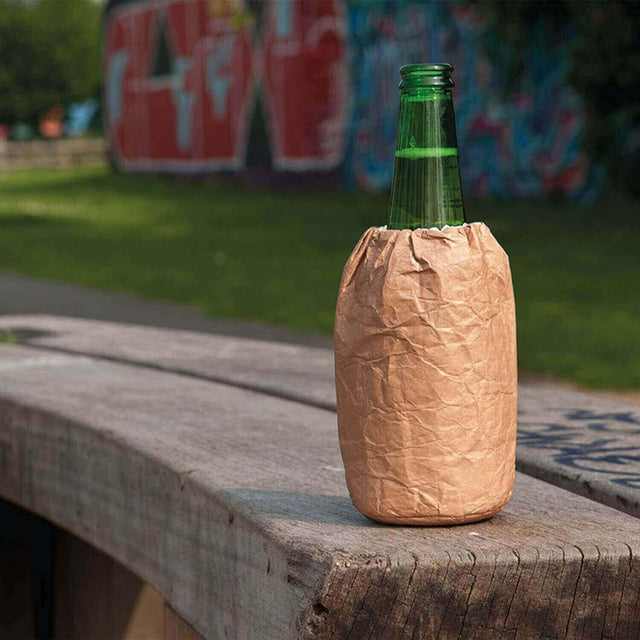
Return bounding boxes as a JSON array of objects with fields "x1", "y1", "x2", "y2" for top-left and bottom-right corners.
[
  {"x1": 3, "y1": 315, "x2": 638, "y2": 519},
  {"x1": 54, "y1": 528, "x2": 164, "y2": 639},
  {"x1": 0, "y1": 314, "x2": 336, "y2": 409},
  {"x1": 517, "y1": 384, "x2": 640, "y2": 517},
  {"x1": 165, "y1": 605, "x2": 206, "y2": 640},
  {"x1": 0, "y1": 343, "x2": 640, "y2": 638}
]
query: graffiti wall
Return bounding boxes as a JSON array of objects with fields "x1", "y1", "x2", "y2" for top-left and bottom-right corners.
[
  {"x1": 104, "y1": 0, "x2": 600, "y2": 199},
  {"x1": 105, "y1": 0, "x2": 347, "y2": 172}
]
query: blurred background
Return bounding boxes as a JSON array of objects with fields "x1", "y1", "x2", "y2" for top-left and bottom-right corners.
[{"x1": 0, "y1": 0, "x2": 638, "y2": 392}]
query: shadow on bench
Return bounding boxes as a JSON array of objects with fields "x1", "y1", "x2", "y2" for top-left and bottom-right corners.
[{"x1": 0, "y1": 316, "x2": 639, "y2": 639}]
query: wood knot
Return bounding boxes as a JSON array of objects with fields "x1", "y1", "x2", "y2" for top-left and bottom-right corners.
[{"x1": 313, "y1": 601, "x2": 328, "y2": 616}]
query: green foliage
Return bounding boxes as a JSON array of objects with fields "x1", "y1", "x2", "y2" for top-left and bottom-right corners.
[
  {"x1": 0, "y1": 0, "x2": 101, "y2": 124},
  {"x1": 475, "y1": 1, "x2": 640, "y2": 194},
  {"x1": 568, "y1": 2, "x2": 640, "y2": 194},
  {"x1": 0, "y1": 167, "x2": 639, "y2": 389}
]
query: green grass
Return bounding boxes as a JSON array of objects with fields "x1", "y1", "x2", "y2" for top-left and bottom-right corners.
[
  {"x1": 0, "y1": 166, "x2": 638, "y2": 388},
  {"x1": 0, "y1": 330, "x2": 17, "y2": 344}
]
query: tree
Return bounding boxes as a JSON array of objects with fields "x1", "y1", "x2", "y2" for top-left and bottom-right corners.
[{"x1": 0, "y1": 0, "x2": 101, "y2": 125}]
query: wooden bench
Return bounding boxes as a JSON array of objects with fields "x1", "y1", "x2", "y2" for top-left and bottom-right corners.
[{"x1": 0, "y1": 315, "x2": 639, "y2": 639}]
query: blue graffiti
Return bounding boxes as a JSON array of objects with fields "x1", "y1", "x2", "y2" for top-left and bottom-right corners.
[
  {"x1": 172, "y1": 57, "x2": 194, "y2": 151},
  {"x1": 344, "y1": 1, "x2": 601, "y2": 201},
  {"x1": 518, "y1": 409, "x2": 640, "y2": 490},
  {"x1": 276, "y1": 0, "x2": 293, "y2": 39},
  {"x1": 206, "y1": 34, "x2": 235, "y2": 119},
  {"x1": 106, "y1": 50, "x2": 129, "y2": 126}
]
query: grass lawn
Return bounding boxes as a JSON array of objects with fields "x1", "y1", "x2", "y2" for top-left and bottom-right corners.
[{"x1": 1, "y1": 166, "x2": 638, "y2": 388}]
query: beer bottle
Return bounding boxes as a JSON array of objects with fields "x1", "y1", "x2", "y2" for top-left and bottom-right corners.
[{"x1": 387, "y1": 64, "x2": 466, "y2": 230}]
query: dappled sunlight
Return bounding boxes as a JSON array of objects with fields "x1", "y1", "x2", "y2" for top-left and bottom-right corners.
[{"x1": 0, "y1": 167, "x2": 638, "y2": 387}]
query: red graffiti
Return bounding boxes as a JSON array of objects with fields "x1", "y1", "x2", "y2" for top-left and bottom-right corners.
[{"x1": 104, "y1": 0, "x2": 348, "y2": 172}]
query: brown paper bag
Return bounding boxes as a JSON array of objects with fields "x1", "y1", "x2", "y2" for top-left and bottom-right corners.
[{"x1": 334, "y1": 223, "x2": 517, "y2": 525}]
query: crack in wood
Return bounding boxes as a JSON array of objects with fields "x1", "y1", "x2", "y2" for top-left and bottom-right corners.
[
  {"x1": 564, "y1": 545, "x2": 586, "y2": 638},
  {"x1": 456, "y1": 550, "x2": 477, "y2": 639}
]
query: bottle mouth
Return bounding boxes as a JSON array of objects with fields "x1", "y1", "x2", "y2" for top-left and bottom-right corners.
[{"x1": 399, "y1": 63, "x2": 454, "y2": 90}]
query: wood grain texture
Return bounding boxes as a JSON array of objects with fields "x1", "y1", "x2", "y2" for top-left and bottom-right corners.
[
  {"x1": 0, "y1": 339, "x2": 639, "y2": 638},
  {"x1": 517, "y1": 384, "x2": 640, "y2": 518},
  {"x1": 165, "y1": 605, "x2": 206, "y2": 640},
  {"x1": 3, "y1": 315, "x2": 639, "y2": 519},
  {"x1": 0, "y1": 315, "x2": 336, "y2": 410},
  {"x1": 54, "y1": 528, "x2": 164, "y2": 640}
]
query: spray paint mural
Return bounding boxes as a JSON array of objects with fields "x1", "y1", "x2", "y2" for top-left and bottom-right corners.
[
  {"x1": 104, "y1": 0, "x2": 600, "y2": 199},
  {"x1": 105, "y1": 0, "x2": 347, "y2": 172}
]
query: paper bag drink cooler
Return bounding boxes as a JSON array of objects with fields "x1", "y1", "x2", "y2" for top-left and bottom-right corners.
[{"x1": 335, "y1": 64, "x2": 517, "y2": 525}]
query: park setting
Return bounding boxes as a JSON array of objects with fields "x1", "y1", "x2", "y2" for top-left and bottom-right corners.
[{"x1": 0, "y1": 0, "x2": 639, "y2": 638}]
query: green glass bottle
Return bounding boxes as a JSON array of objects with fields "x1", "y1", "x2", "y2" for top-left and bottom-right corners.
[{"x1": 387, "y1": 63, "x2": 466, "y2": 230}]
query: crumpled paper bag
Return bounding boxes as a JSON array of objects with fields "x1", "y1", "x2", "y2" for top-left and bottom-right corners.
[{"x1": 334, "y1": 223, "x2": 517, "y2": 525}]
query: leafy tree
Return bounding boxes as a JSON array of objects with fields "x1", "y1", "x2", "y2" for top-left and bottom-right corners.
[{"x1": 0, "y1": 0, "x2": 101, "y2": 125}]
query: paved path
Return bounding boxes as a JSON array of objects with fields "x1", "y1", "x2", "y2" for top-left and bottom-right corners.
[
  {"x1": 2, "y1": 270, "x2": 637, "y2": 408},
  {"x1": 0, "y1": 271, "x2": 331, "y2": 349}
]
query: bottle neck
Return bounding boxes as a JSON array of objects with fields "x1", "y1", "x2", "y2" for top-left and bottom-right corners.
[
  {"x1": 387, "y1": 87, "x2": 466, "y2": 230},
  {"x1": 396, "y1": 87, "x2": 458, "y2": 156}
]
